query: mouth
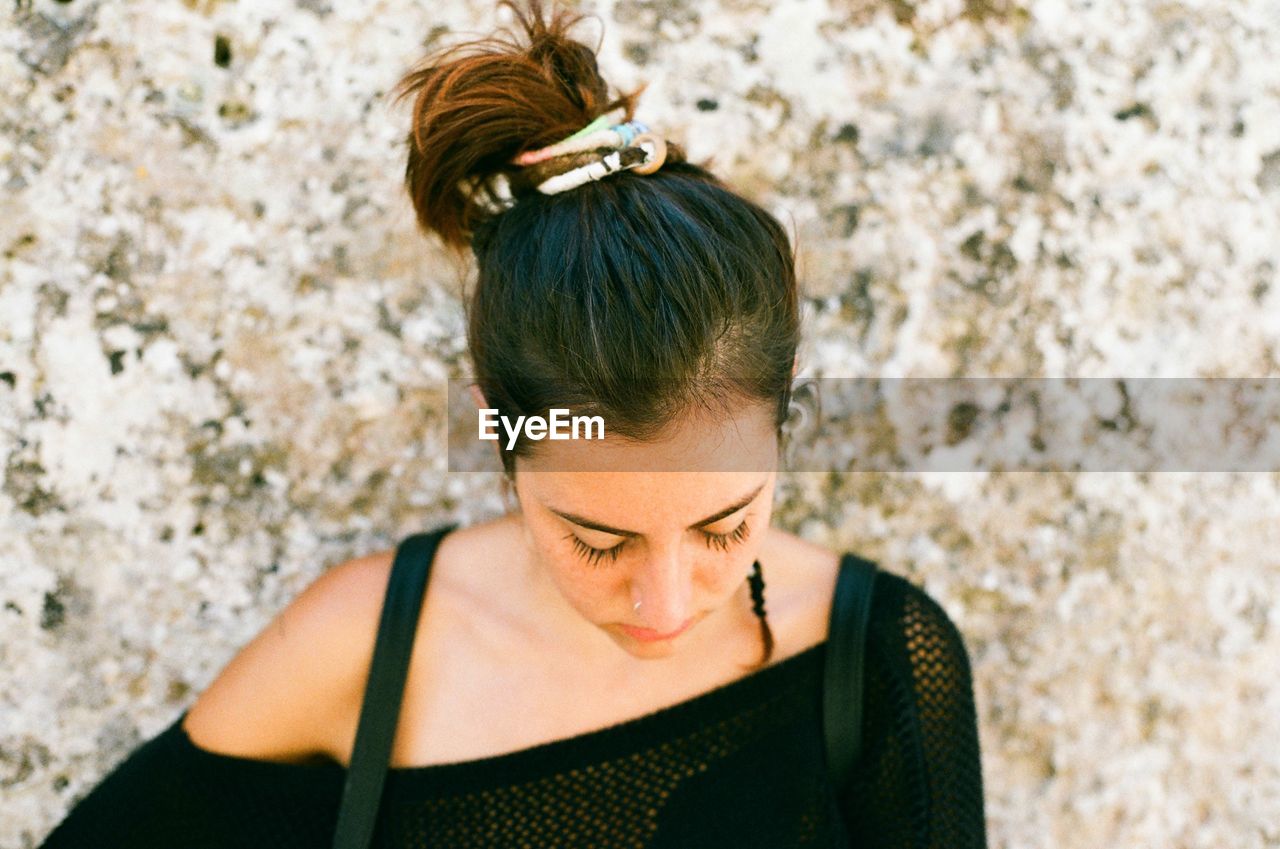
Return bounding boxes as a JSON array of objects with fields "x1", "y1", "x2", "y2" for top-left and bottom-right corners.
[{"x1": 617, "y1": 616, "x2": 697, "y2": 643}]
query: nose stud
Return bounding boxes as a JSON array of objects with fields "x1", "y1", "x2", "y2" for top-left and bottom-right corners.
[{"x1": 633, "y1": 599, "x2": 642, "y2": 611}]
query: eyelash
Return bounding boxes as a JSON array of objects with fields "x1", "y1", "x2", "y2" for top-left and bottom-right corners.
[{"x1": 564, "y1": 521, "x2": 752, "y2": 568}]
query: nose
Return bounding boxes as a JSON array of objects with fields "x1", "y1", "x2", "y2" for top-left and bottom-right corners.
[{"x1": 631, "y1": 544, "x2": 693, "y2": 633}]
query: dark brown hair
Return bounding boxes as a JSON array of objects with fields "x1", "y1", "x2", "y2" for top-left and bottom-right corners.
[{"x1": 392, "y1": 0, "x2": 799, "y2": 665}]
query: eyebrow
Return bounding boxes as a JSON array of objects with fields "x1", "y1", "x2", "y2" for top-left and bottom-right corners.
[{"x1": 548, "y1": 483, "x2": 766, "y2": 537}]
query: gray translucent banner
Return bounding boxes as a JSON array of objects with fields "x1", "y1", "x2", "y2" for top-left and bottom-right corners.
[{"x1": 446, "y1": 378, "x2": 1280, "y2": 472}]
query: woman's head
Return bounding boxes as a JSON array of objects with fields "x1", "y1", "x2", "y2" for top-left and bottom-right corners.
[
  {"x1": 392, "y1": 0, "x2": 801, "y2": 477},
  {"x1": 392, "y1": 0, "x2": 800, "y2": 663}
]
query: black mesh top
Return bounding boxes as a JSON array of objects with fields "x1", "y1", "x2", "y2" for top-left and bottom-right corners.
[{"x1": 38, "y1": 559, "x2": 986, "y2": 848}]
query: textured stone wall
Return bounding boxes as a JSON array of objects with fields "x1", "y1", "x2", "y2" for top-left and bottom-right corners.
[{"x1": 3, "y1": 0, "x2": 1279, "y2": 847}]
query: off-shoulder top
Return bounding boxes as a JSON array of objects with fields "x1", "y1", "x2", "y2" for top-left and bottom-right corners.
[{"x1": 37, "y1": 526, "x2": 986, "y2": 848}]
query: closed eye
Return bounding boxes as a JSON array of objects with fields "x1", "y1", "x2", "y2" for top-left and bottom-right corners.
[
  {"x1": 565, "y1": 519, "x2": 752, "y2": 568},
  {"x1": 701, "y1": 519, "x2": 750, "y2": 552},
  {"x1": 565, "y1": 532, "x2": 624, "y2": 567}
]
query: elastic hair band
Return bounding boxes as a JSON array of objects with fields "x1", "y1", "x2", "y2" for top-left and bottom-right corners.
[
  {"x1": 513, "y1": 113, "x2": 651, "y2": 166},
  {"x1": 534, "y1": 135, "x2": 666, "y2": 194}
]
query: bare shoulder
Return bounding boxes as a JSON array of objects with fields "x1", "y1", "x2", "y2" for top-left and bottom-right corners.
[
  {"x1": 416, "y1": 514, "x2": 536, "y2": 637},
  {"x1": 757, "y1": 526, "x2": 844, "y2": 655},
  {"x1": 182, "y1": 547, "x2": 397, "y2": 765}
]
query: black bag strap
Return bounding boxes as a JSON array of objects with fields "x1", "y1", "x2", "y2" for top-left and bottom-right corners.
[
  {"x1": 331, "y1": 524, "x2": 456, "y2": 849},
  {"x1": 822, "y1": 552, "x2": 879, "y2": 797}
]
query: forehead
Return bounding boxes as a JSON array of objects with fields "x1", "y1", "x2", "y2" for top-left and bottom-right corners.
[
  {"x1": 516, "y1": 401, "x2": 778, "y2": 525},
  {"x1": 518, "y1": 399, "x2": 778, "y2": 475},
  {"x1": 522, "y1": 470, "x2": 772, "y2": 533}
]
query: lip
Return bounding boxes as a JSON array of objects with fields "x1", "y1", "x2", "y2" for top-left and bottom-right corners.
[{"x1": 618, "y1": 617, "x2": 696, "y2": 643}]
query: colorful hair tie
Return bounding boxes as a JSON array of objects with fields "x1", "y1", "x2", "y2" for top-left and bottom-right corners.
[
  {"x1": 507, "y1": 109, "x2": 669, "y2": 196},
  {"x1": 512, "y1": 109, "x2": 660, "y2": 165},
  {"x1": 534, "y1": 133, "x2": 667, "y2": 194},
  {"x1": 511, "y1": 108, "x2": 626, "y2": 165}
]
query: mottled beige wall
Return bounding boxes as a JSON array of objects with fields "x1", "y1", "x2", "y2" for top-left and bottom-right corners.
[{"x1": 3, "y1": 0, "x2": 1279, "y2": 847}]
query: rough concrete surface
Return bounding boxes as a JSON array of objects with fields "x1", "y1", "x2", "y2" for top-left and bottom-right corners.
[{"x1": 2, "y1": 0, "x2": 1279, "y2": 847}]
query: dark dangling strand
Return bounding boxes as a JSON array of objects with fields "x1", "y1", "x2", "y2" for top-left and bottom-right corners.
[{"x1": 747, "y1": 559, "x2": 775, "y2": 666}]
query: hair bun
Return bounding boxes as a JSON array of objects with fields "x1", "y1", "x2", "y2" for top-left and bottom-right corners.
[{"x1": 392, "y1": 0, "x2": 646, "y2": 251}]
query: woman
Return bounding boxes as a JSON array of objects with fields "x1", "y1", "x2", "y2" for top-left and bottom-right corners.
[{"x1": 38, "y1": 1, "x2": 985, "y2": 846}]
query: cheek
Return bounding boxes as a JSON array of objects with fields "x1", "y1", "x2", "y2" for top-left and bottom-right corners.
[
  {"x1": 536, "y1": 540, "x2": 629, "y2": 608},
  {"x1": 698, "y1": 551, "x2": 754, "y2": 597},
  {"x1": 548, "y1": 568, "x2": 630, "y2": 623}
]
